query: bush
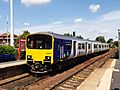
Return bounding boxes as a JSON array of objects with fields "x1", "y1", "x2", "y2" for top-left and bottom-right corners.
[
  {"x1": 0, "y1": 45, "x2": 17, "y2": 55},
  {"x1": 0, "y1": 46, "x2": 17, "y2": 62}
]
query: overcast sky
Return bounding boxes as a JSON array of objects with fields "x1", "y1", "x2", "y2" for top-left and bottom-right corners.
[{"x1": 0, "y1": 0, "x2": 120, "y2": 41}]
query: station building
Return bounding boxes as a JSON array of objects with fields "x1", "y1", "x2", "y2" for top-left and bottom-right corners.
[{"x1": 0, "y1": 32, "x2": 18, "y2": 46}]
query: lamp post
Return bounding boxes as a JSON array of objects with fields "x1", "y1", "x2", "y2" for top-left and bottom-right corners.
[
  {"x1": 7, "y1": 15, "x2": 9, "y2": 46},
  {"x1": 10, "y1": 0, "x2": 14, "y2": 46},
  {"x1": 118, "y1": 29, "x2": 120, "y2": 60}
]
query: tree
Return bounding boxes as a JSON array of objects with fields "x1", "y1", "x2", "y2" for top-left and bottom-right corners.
[
  {"x1": 107, "y1": 38, "x2": 113, "y2": 43},
  {"x1": 63, "y1": 33, "x2": 83, "y2": 39},
  {"x1": 20, "y1": 30, "x2": 30, "y2": 39},
  {"x1": 63, "y1": 33, "x2": 72, "y2": 37},
  {"x1": 95, "y1": 36, "x2": 106, "y2": 43},
  {"x1": 107, "y1": 38, "x2": 114, "y2": 48},
  {"x1": 15, "y1": 30, "x2": 30, "y2": 48},
  {"x1": 114, "y1": 41, "x2": 118, "y2": 47},
  {"x1": 77, "y1": 35, "x2": 83, "y2": 39}
]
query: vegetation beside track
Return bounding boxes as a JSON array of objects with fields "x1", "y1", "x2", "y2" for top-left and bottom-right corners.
[{"x1": 0, "y1": 45, "x2": 17, "y2": 62}]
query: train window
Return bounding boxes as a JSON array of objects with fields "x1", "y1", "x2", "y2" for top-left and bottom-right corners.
[
  {"x1": 27, "y1": 35, "x2": 52, "y2": 49},
  {"x1": 66, "y1": 45, "x2": 71, "y2": 51},
  {"x1": 99, "y1": 45, "x2": 101, "y2": 48},
  {"x1": 94, "y1": 44, "x2": 97, "y2": 48},
  {"x1": 82, "y1": 43, "x2": 85, "y2": 49},
  {"x1": 78, "y1": 43, "x2": 81, "y2": 49},
  {"x1": 88, "y1": 44, "x2": 91, "y2": 49},
  {"x1": 104, "y1": 45, "x2": 106, "y2": 48},
  {"x1": 102, "y1": 45, "x2": 104, "y2": 48},
  {"x1": 66, "y1": 42, "x2": 72, "y2": 51}
]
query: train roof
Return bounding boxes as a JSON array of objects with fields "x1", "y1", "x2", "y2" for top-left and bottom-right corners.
[
  {"x1": 30, "y1": 32, "x2": 88, "y2": 41},
  {"x1": 29, "y1": 32, "x2": 109, "y2": 44}
]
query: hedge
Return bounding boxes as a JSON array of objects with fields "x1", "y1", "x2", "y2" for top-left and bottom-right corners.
[{"x1": 0, "y1": 45, "x2": 17, "y2": 55}]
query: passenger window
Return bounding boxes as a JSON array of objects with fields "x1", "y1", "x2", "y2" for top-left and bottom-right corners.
[
  {"x1": 66, "y1": 42, "x2": 72, "y2": 51},
  {"x1": 82, "y1": 43, "x2": 85, "y2": 49},
  {"x1": 88, "y1": 44, "x2": 91, "y2": 49},
  {"x1": 94, "y1": 44, "x2": 97, "y2": 48},
  {"x1": 99, "y1": 45, "x2": 101, "y2": 48},
  {"x1": 30, "y1": 41, "x2": 34, "y2": 48},
  {"x1": 78, "y1": 43, "x2": 81, "y2": 49}
]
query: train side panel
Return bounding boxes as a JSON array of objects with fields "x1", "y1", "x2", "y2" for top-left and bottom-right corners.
[{"x1": 53, "y1": 38, "x2": 72, "y2": 63}]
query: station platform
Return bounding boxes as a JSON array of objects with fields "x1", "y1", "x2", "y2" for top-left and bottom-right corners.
[
  {"x1": 0, "y1": 60, "x2": 26, "y2": 69},
  {"x1": 77, "y1": 59, "x2": 120, "y2": 90}
]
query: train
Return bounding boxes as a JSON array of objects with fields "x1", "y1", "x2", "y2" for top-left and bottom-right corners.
[{"x1": 26, "y1": 32, "x2": 109, "y2": 73}]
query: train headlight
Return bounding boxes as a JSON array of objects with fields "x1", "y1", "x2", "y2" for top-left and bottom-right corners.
[
  {"x1": 45, "y1": 56, "x2": 51, "y2": 63},
  {"x1": 45, "y1": 56, "x2": 51, "y2": 60},
  {"x1": 27, "y1": 55, "x2": 32, "y2": 60}
]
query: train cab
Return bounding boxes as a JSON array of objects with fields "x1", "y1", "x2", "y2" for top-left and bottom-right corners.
[{"x1": 26, "y1": 33, "x2": 54, "y2": 72}]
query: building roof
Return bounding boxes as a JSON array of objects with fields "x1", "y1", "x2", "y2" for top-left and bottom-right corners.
[{"x1": 0, "y1": 32, "x2": 18, "y2": 37}]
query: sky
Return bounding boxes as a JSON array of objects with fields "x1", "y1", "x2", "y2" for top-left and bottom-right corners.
[{"x1": 0, "y1": 0, "x2": 120, "y2": 41}]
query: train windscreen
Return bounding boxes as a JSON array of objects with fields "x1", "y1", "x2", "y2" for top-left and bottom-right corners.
[{"x1": 27, "y1": 34, "x2": 52, "y2": 49}]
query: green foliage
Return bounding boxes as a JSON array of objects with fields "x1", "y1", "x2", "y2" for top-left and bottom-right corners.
[
  {"x1": 64, "y1": 33, "x2": 73, "y2": 37},
  {"x1": 20, "y1": 30, "x2": 30, "y2": 39},
  {"x1": 107, "y1": 38, "x2": 113, "y2": 43},
  {"x1": 107, "y1": 38, "x2": 114, "y2": 48},
  {"x1": 77, "y1": 35, "x2": 83, "y2": 39},
  {"x1": 63, "y1": 33, "x2": 83, "y2": 39},
  {"x1": 114, "y1": 41, "x2": 118, "y2": 47},
  {"x1": 95, "y1": 36, "x2": 106, "y2": 43},
  {"x1": 15, "y1": 30, "x2": 30, "y2": 48},
  {"x1": 107, "y1": 38, "x2": 118, "y2": 48},
  {"x1": 0, "y1": 45, "x2": 17, "y2": 55}
]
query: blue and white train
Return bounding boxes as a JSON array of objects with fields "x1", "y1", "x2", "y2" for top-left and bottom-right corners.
[{"x1": 26, "y1": 32, "x2": 109, "y2": 73}]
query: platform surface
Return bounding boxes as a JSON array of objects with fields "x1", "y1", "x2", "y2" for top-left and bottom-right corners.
[
  {"x1": 0, "y1": 60, "x2": 26, "y2": 69},
  {"x1": 110, "y1": 59, "x2": 120, "y2": 90},
  {"x1": 77, "y1": 59, "x2": 117, "y2": 90}
]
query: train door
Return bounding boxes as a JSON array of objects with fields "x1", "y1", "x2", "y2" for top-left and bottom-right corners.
[
  {"x1": 85, "y1": 42, "x2": 88, "y2": 55},
  {"x1": 60, "y1": 46, "x2": 64, "y2": 59},
  {"x1": 73, "y1": 41, "x2": 76, "y2": 57},
  {"x1": 59, "y1": 40, "x2": 64, "y2": 59}
]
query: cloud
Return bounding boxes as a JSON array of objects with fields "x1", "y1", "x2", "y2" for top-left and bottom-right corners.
[
  {"x1": 24, "y1": 22, "x2": 30, "y2": 26},
  {"x1": 53, "y1": 21, "x2": 63, "y2": 25},
  {"x1": 100, "y1": 10, "x2": 120, "y2": 22},
  {"x1": 74, "y1": 18, "x2": 82, "y2": 23},
  {"x1": 89, "y1": 4, "x2": 100, "y2": 13},
  {"x1": 3, "y1": 0, "x2": 9, "y2": 3},
  {"x1": 21, "y1": 0, "x2": 51, "y2": 7},
  {"x1": 14, "y1": 10, "x2": 120, "y2": 41},
  {"x1": 0, "y1": 15, "x2": 1, "y2": 19}
]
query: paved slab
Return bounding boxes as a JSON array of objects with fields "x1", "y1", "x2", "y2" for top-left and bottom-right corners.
[
  {"x1": 0, "y1": 60, "x2": 26, "y2": 69},
  {"x1": 77, "y1": 59, "x2": 116, "y2": 90},
  {"x1": 110, "y1": 59, "x2": 120, "y2": 90}
]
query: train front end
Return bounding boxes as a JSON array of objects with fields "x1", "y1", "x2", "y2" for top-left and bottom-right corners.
[{"x1": 26, "y1": 34, "x2": 54, "y2": 73}]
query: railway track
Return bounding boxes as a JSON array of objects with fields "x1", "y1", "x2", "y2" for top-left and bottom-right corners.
[
  {"x1": 22, "y1": 49, "x2": 115, "y2": 90},
  {"x1": 0, "y1": 49, "x2": 116, "y2": 90},
  {"x1": 0, "y1": 72, "x2": 49, "y2": 90},
  {"x1": 49, "y1": 50, "x2": 115, "y2": 90}
]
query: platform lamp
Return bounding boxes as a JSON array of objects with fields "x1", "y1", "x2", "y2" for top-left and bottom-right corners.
[
  {"x1": 6, "y1": 15, "x2": 9, "y2": 46},
  {"x1": 10, "y1": 0, "x2": 14, "y2": 46},
  {"x1": 118, "y1": 29, "x2": 120, "y2": 60}
]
